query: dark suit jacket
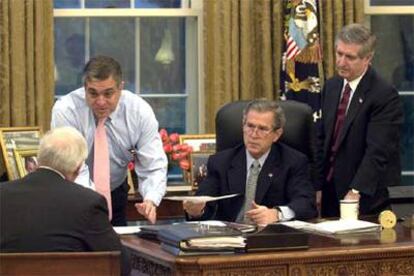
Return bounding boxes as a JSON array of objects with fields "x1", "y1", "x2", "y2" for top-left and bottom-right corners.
[
  {"x1": 195, "y1": 143, "x2": 317, "y2": 221},
  {"x1": 0, "y1": 168, "x2": 130, "y2": 275},
  {"x1": 317, "y1": 67, "x2": 404, "y2": 216}
]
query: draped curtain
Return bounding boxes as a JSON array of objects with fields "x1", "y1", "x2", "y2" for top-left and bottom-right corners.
[
  {"x1": 203, "y1": 0, "x2": 284, "y2": 132},
  {"x1": 203, "y1": 0, "x2": 364, "y2": 132},
  {"x1": 0, "y1": 0, "x2": 54, "y2": 132}
]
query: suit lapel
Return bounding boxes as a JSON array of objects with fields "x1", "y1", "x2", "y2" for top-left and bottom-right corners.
[
  {"x1": 323, "y1": 79, "x2": 343, "y2": 154},
  {"x1": 227, "y1": 149, "x2": 247, "y2": 195},
  {"x1": 255, "y1": 145, "x2": 281, "y2": 203}
]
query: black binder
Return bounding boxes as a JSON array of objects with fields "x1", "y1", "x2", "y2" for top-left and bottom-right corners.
[
  {"x1": 157, "y1": 223, "x2": 243, "y2": 250},
  {"x1": 243, "y1": 224, "x2": 309, "y2": 252}
]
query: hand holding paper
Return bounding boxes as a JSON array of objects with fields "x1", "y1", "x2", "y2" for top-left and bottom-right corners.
[
  {"x1": 165, "y1": 193, "x2": 239, "y2": 203},
  {"x1": 169, "y1": 194, "x2": 239, "y2": 218},
  {"x1": 183, "y1": 201, "x2": 206, "y2": 218}
]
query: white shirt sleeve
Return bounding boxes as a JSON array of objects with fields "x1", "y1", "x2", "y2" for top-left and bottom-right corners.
[{"x1": 279, "y1": 206, "x2": 295, "y2": 221}]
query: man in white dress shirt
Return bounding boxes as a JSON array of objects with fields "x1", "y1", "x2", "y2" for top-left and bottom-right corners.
[{"x1": 51, "y1": 55, "x2": 167, "y2": 226}]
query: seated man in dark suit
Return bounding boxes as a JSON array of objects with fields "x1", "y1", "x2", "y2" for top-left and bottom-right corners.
[
  {"x1": 184, "y1": 100, "x2": 317, "y2": 225},
  {"x1": 0, "y1": 127, "x2": 130, "y2": 276}
]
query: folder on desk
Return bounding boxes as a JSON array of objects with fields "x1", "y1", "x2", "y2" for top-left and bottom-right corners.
[
  {"x1": 243, "y1": 224, "x2": 309, "y2": 252},
  {"x1": 158, "y1": 222, "x2": 245, "y2": 252}
]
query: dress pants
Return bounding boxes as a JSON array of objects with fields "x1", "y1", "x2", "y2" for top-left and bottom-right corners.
[{"x1": 110, "y1": 179, "x2": 129, "y2": 226}]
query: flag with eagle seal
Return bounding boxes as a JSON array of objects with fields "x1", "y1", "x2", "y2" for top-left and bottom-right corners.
[{"x1": 280, "y1": 0, "x2": 322, "y2": 125}]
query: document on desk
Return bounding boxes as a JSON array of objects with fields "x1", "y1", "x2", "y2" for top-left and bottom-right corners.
[
  {"x1": 281, "y1": 219, "x2": 381, "y2": 235},
  {"x1": 164, "y1": 193, "x2": 239, "y2": 203},
  {"x1": 113, "y1": 226, "x2": 141, "y2": 235}
]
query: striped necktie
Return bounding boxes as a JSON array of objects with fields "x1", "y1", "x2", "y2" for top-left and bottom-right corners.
[
  {"x1": 326, "y1": 83, "x2": 352, "y2": 182},
  {"x1": 242, "y1": 160, "x2": 261, "y2": 223}
]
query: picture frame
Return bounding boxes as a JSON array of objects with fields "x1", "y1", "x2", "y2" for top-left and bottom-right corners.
[
  {"x1": 190, "y1": 152, "x2": 212, "y2": 189},
  {"x1": 179, "y1": 134, "x2": 216, "y2": 153},
  {"x1": 364, "y1": 0, "x2": 414, "y2": 14},
  {"x1": 0, "y1": 127, "x2": 41, "y2": 180},
  {"x1": 14, "y1": 148, "x2": 39, "y2": 178}
]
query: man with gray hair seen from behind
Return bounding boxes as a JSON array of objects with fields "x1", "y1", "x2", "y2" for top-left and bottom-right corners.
[{"x1": 0, "y1": 127, "x2": 130, "y2": 276}]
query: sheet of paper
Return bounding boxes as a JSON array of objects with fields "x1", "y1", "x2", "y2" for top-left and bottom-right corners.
[
  {"x1": 113, "y1": 226, "x2": 141, "y2": 235},
  {"x1": 164, "y1": 193, "x2": 239, "y2": 203}
]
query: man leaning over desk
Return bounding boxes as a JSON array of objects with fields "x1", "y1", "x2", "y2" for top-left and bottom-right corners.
[
  {"x1": 51, "y1": 55, "x2": 168, "y2": 226},
  {"x1": 184, "y1": 100, "x2": 317, "y2": 225}
]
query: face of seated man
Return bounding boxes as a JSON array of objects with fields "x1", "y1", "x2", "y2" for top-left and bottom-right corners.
[{"x1": 242, "y1": 110, "x2": 283, "y2": 159}]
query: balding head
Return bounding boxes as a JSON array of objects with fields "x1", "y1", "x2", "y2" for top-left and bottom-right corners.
[{"x1": 38, "y1": 127, "x2": 87, "y2": 181}]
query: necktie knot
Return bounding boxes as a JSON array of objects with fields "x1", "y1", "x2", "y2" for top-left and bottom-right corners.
[
  {"x1": 250, "y1": 160, "x2": 261, "y2": 177},
  {"x1": 97, "y1": 118, "x2": 107, "y2": 128},
  {"x1": 344, "y1": 83, "x2": 351, "y2": 94}
]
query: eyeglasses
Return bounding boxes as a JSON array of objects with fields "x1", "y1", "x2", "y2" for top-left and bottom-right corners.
[{"x1": 243, "y1": 122, "x2": 274, "y2": 137}]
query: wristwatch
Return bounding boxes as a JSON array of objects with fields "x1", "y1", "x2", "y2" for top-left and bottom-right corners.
[
  {"x1": 274, "y1": 206, "x2": 283, "y2": 220},
  {"x1": 351, "y1": 189, "x2": 359, "y2": 194}
]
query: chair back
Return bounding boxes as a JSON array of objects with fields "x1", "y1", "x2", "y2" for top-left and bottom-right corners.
[
  {"x1": 215, "y1": 100, "x2": 317, "y2": 180},
  {"x1": 0, "y1": 251, "x2": 121, "y2": 276}
]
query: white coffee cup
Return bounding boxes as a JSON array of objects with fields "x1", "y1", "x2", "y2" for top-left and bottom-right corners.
[{"x1": 340, "y1": 199, "x2": 359, "y2": 220}]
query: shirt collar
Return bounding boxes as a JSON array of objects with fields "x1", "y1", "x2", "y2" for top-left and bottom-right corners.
[
  {"x1": 245, "y1": 148, "x2": 270, "y2": 170},
  {"x1": 344, "y1": 68, "x2": 367, "y2": 92}
]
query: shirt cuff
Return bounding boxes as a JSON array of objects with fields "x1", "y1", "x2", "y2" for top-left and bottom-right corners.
[{"x1": 278, "y1": 206, "x2": 295, "y2": 221}]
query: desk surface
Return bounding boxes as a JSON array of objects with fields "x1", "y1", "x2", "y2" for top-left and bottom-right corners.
[{"x1": 121, "y1": 223, "x2": 414, "y2": 275}]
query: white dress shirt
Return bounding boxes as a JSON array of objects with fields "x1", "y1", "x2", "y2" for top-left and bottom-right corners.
[{"x1": 51, "y1": 87, "x2": 168, "y2": 206}]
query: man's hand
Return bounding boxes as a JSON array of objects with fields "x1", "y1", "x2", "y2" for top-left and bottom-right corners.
[
  {"x1": 183, "y1": 201, "x2": 206, "y2": 218},
  {"x1": 344, "y1": 190, "x2": 360, "y2": 201},
  {"x1": 246, "y1": 201, "x2": 279, "y2": 226},
  {"x1": 135, "y1": 199, "x2": 157, "y2": 224}
]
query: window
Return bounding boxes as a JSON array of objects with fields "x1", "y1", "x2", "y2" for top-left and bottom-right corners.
[
  {"x1": 370, "y1": 14, "x2": 414, "y2": 187},
  {"x1": 53, "y1": 0, "x2": 203, "y2": 135}
]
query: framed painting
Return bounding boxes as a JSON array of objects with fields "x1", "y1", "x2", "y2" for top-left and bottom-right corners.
[
  {"x1": 14, "y1": 148, "x2": 39, "y2": 178},
  {"x1": 189, "y1": 152, "x2": 212, "y2": 189},
  {"x1": 179, "y1": 134, "x2": 216, "y2": 153},
  {"x1": 0, "y1": 127, "x2": 41, "y2": 180},
  {"x1": 364, "y1": 0, "x2": 414, "y2": 14}
]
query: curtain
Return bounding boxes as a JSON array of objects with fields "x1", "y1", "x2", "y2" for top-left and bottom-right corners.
[
  {"x1": 319, "y1": 0, "x2": 365, "y2": 80},
  {"x1": 0, "y1": 0, "x2": 54, "y2": 132},
  {"x1": 203, "y1": 0, "x2": 284, "y2": 132}
]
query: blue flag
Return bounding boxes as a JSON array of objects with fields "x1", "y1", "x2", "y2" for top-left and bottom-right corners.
[{"x1": 281, "y1": 0, "x2": 322, "y2": 124}]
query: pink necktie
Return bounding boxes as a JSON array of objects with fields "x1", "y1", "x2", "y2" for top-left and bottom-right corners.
[{"x1": 94, "y1": 118, "x2": 112, "y2": 220}]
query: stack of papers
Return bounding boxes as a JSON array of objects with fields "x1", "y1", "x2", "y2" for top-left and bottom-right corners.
[
  {"x1": 184, "y1": 236, "x2": 246, "y2": 249},
  {"x1": 281, "y1": 219, "x2": 381, "y2": 235}
]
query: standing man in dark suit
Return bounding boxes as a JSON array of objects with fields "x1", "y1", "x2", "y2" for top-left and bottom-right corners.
[
  {"x1": 316, "y1": 24, "x2": 404, "y2": 218},
  {"x1": 184, "y1": 100, "x2": 317, "y2": 225},
  {"x1": 0, "y1": 127, "x2": 130, "y2": 276}
]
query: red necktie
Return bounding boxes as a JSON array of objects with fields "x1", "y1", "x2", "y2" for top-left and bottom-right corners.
[
  {"x1": 326, "y1": 84, "x2": 352, "y2": 182},
  {"x1": 94, "y1": 118, "x2": 112, "y2": 220}
]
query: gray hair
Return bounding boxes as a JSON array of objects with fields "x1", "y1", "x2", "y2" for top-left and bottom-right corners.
[
  {"x1": 37, "y1": 127, "x2": 88, "y2": 176},
  {"x1": 242, "y1": 99, "x2": 286, "y2": 130},
  {"x1": 83, "y1": 55, "x2": 123, "y2": 86},
  {"x1": 335, "y1": 23, "x2": 376, "y2": 58}
]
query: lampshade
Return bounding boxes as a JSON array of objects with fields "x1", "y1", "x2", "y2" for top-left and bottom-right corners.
[{"x1": 155, "y1": 29, "x2": 175, "y2": 65}]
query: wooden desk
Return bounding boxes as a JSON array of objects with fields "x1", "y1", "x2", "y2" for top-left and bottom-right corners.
[
  {"x1": 121, "y1": 224, "x2": 414, "y2": 275},
  {"x1": 127, "y1": 194, "x2": 185, "y2": 221}
]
